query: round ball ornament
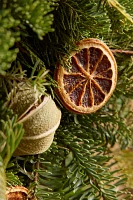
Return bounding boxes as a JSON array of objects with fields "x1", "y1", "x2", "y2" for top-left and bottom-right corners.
[
  {"x1": 55, "y1": 38, "x2": 117, "y2": 114},
  {"x1": 10, "y1": 83, "x2": 61, "y2": 156}
]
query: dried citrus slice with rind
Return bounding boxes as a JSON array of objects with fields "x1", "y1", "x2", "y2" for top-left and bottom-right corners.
[{"x1": 55, "y1": 38, "x2": 117, "y2": 114}]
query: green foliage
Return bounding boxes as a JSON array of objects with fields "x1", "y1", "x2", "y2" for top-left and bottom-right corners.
[
  {"x1": 0, "y1": 0, "x2": 133, "y2": 199},
  {"x1": 102, "y1": 0, "x2": 133, "y2": 49},
  {"x1": 21, "y1": 0, "x2": 111, "y2": 67},
  {"x1": 0, "y1": 105, "x2": 24, "y2": 168},
  {"x1": 6, "y1": 105, "x2": 133, "y2": 199},
  {"x1": 115, "y1": 54, "x2": 133, "y2": 99},
  {"x1": 6, "y1": 0, "x2": 58, "y2": 39},
  {"x1": 0, "y1": 9, "x2": 20, "y2": 75},
  {"x1": 9, "y1": 126, "x2": 131, "y2": 199},
  {"x1": 106, "y1": 0, "x2": 133, "y2": 23},
  {"x1": 114, "y1": 149, "x2": 133, "y2": 188},
  {"x1": 0, "y1": 156, "x2": 6, "y2": 200},
  {"x1": 6, "y1": 171, "x2": 22, "y2": 187},
  {"x1": 0, "y1": 0, "x2": 58, "y2": 75}
]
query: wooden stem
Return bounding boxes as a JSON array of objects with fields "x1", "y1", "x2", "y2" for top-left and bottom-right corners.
[
  {"x1": 34, "y1": 155, "x2": 39, "y2": 183},
  {"x1": 111, "y1": 49, "x2": 133, "y2": 55}
]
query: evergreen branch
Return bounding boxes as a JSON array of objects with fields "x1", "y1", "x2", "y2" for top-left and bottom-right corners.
[
  {"x1": 6, "y1": 171, "x2": 22, "y2": 187},
  {"x1": 0, "y1": 114, "x2": 24, "y2": 169},
  {"x1": 1, "y1": 53, "x2": 55, "y2": 103},
  {"x1": 20, "y1": 0, "x2": 111, "y2": 68},
  {"x1": 0, "y1": 156, "x2": 6, "y2": 200},
  {"x1": 4, "y1": 0, "x2": 58, "y2": 40},
  {"x1": 56, "y1": 126, "x2": 123, "y2": 199},
  {"x1": 0, "y1": 0, "x2": 58, "y2": 75},
  {"x1": 20, "y1": 120, "x2": 130, "y2": 200},
  {"x1": 97, "y1": 0, "x2": 107, "y2": 10},
  {"x1": 114, "y1": 55, "x2": 133, "y2": 98},
  {"x1": 0, "y1": 9, "x2": 20, "y2": 75},
  {"x1": 107, "y1": 0, "x2": 133, "y2": 23},
  {"x1": 5, "y1": 110, "x2": 132, "y2": 199}
]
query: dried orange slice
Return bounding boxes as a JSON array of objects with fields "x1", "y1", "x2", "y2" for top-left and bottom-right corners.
[{"x1": 55, "y1": 38, "x2": 117, "y2": 114}]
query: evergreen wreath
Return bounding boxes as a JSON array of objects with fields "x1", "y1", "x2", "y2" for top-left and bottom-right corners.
[{"x1": 0, "y1": 0, "x2": 133, "y2": 199}]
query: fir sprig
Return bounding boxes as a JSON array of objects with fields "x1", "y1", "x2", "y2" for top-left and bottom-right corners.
[
  {"x1": 0, "y1": 0, "x2": 58, "y2": 75},
  {"x1": 20, "y1": 0, "x2": 111, "y2": 68},
  {"x1": 0, "y1": 114, "x2": 24, "y2": 169},
  {"x1": 5, "y1": 0, "x2": 58, "y2": 39},
  {"x1": 6, "y1": 171, "x2": 22, "y2": 187},
  {"x1": 9, "y1": 115, "x2": 131, "y2": 199},
  {"x1": 0, "y1": 9, "x2": 20, "y2": 75},
  {"x1": 0, "y1": 99, "x2": 24, "y2": 169},
  {"x1": 107, "y1": 0, "x2": 133, "y2": 23},
  {"x1": 0, "y1": 156, "x2": 6, "y2": 200}
]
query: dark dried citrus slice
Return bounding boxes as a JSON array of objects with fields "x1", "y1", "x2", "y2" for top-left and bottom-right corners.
[{"x1": 55, "y1": 38, "x2": 117, "y2": 114}]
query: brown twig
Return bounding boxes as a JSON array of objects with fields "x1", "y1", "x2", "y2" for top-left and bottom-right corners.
[
  {"x1": 34, "y1": 155, "x2": 39, "y2": 183},
  {"x1": 30, "y1": 154, "x2": 40, "y2": 199},
  {"x1": 111, "y1": 49, "x2": 133, "y2": 55},
  {"x1": 26, "y1": 155, "x2": 40, "y2": 200}
]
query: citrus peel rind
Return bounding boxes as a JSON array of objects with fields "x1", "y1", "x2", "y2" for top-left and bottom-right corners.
[
  {"x1": 13, "y1": 95, "x2": 61, "y2": 156},
  {"x1": 10, "y1": 83, "x2": 61, "y2": 156},
  {"x1": 6, "y1": 186, "x2": 28, "y2": 200},
  {"x1": 55, "y1": 38, "x2": 117, "y2": 114}
]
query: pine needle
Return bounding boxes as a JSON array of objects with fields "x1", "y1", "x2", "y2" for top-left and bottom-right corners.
[{"x1": 107, "y1": 0, "x2": 133, "y2": 23}]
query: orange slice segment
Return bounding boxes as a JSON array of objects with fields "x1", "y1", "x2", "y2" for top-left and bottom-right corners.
[{"x1": 55, "y1": 38, "x2": 117, "y2": 114}]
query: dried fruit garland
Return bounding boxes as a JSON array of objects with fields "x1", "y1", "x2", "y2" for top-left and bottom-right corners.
[{"x1": 55, "y1": 38, "x2": 117, "y2": 114}]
